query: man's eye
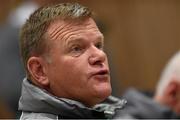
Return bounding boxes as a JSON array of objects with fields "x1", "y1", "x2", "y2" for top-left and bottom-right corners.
[
  {"x1": 69, "y1": 45, "x2": 84, "y2": 57},
  {"x1": 95, "y1": 42, "x2": 104, "y2": 50},
  {"x1": 71, "y1": 45, "x2": 83, "y2": 52}
]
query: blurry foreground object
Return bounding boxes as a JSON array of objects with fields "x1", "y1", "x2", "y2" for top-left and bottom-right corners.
[{"x1": 119, "y1": 51, "x2": 180, "y2": 119}]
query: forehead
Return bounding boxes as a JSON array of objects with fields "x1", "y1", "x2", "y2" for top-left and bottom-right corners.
[{"x1": 46, "y1": 18, "x2": 103, "y2": 43}]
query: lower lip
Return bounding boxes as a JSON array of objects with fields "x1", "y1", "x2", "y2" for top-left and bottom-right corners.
[{"x1": 92, "y1": 74, "x2": 109, "y2": 81}]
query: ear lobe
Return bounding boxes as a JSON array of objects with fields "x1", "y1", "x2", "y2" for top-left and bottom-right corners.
[{"x1": 27, "y1": 57, "x2": 49, "y2": 87}]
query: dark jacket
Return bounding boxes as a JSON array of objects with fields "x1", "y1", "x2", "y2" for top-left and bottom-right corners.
[
  {"x1": 118, "y1": 88, "x2": 180, "y2": 119},
  {"x1": 18, "y1": 78, "x2": 127, "y2": 119}
]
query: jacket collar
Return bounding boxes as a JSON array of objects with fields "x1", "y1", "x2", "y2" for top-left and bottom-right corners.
[{"x1": 19, "y1": 78, "x2": 126, "y2": 119}]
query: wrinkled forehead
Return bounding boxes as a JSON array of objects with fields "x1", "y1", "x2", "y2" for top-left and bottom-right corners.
[{"x1": 46, "y1": 17, "x2": 102, "y2": 42}]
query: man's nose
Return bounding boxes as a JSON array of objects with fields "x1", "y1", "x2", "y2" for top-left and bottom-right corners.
[{"x1": 88, "y1": 46, "x2": 106, "y2": 66}]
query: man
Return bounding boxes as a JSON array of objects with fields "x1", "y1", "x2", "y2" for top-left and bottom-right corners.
[
  {"x1": 119, "y1": 51, "x2": 180, "y2": 119},
  {"x1": 18, "y1": 3, "x2": 126, "y2": 119}
]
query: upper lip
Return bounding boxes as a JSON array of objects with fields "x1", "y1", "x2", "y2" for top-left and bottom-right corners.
[{"x1": 90, "y1": 69, "x2": 110, "y2": 76}]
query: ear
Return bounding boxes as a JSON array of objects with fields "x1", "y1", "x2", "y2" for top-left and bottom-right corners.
[
  {"x1": 27, "y1": 56, "x2": 49, "y2": 87},
  {"x1": 165, "y1": 79, "x2": 180, "y2": 105}
]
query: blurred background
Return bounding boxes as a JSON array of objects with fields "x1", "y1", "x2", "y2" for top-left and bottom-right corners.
[{"x1": 0, "y1": 0, "x2": 180, "y2": 118}]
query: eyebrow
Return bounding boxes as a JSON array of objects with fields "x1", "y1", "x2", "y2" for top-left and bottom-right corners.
[
  {"x1": 66, "y1": 33, "x2": 104, "y2": 45},
  {"x1": 66, "y1": 38, "x2": 84, "y2": 47}
]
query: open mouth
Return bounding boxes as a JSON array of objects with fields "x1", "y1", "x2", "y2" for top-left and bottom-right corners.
[{"x1": 96, "y1": 70, "x2": 109, "y2": 75}]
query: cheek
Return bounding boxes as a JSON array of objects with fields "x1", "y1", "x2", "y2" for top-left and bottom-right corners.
[
  {"x1": 50, "y1": 55, "x2": 89, "y2": 85},
  {"x1": 62, "y1": 58, "x2": 88, "y2": 78},
  {"x1": 105, "y1": 59, "x2": 109, "y2": 66}
]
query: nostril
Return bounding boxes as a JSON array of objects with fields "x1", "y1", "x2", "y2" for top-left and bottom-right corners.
[{"x1": 94, "y1": 60, "x2": 102, "y2": 65}]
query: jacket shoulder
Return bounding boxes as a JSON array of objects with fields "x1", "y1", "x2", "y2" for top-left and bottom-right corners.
[{"x1": 19, "y1": 111, "x2": 58, "y2": 120}]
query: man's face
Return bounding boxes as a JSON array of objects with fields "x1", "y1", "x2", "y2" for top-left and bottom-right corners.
[{"x1": 45, "y1": 18, "x2": 112, "y2": 106}]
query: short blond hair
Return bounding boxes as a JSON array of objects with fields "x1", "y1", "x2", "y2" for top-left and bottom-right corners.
[{"x1": 19, "y1": 3, "x2": 92, "y2": 75}]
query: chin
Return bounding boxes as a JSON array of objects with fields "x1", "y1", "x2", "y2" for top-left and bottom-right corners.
[
  {"x1": 96, "y1": 84, "x2": 112, "y2": 102},
  {"x1": 85, "y1": 86, "x2": 112, "y2": 107}
]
